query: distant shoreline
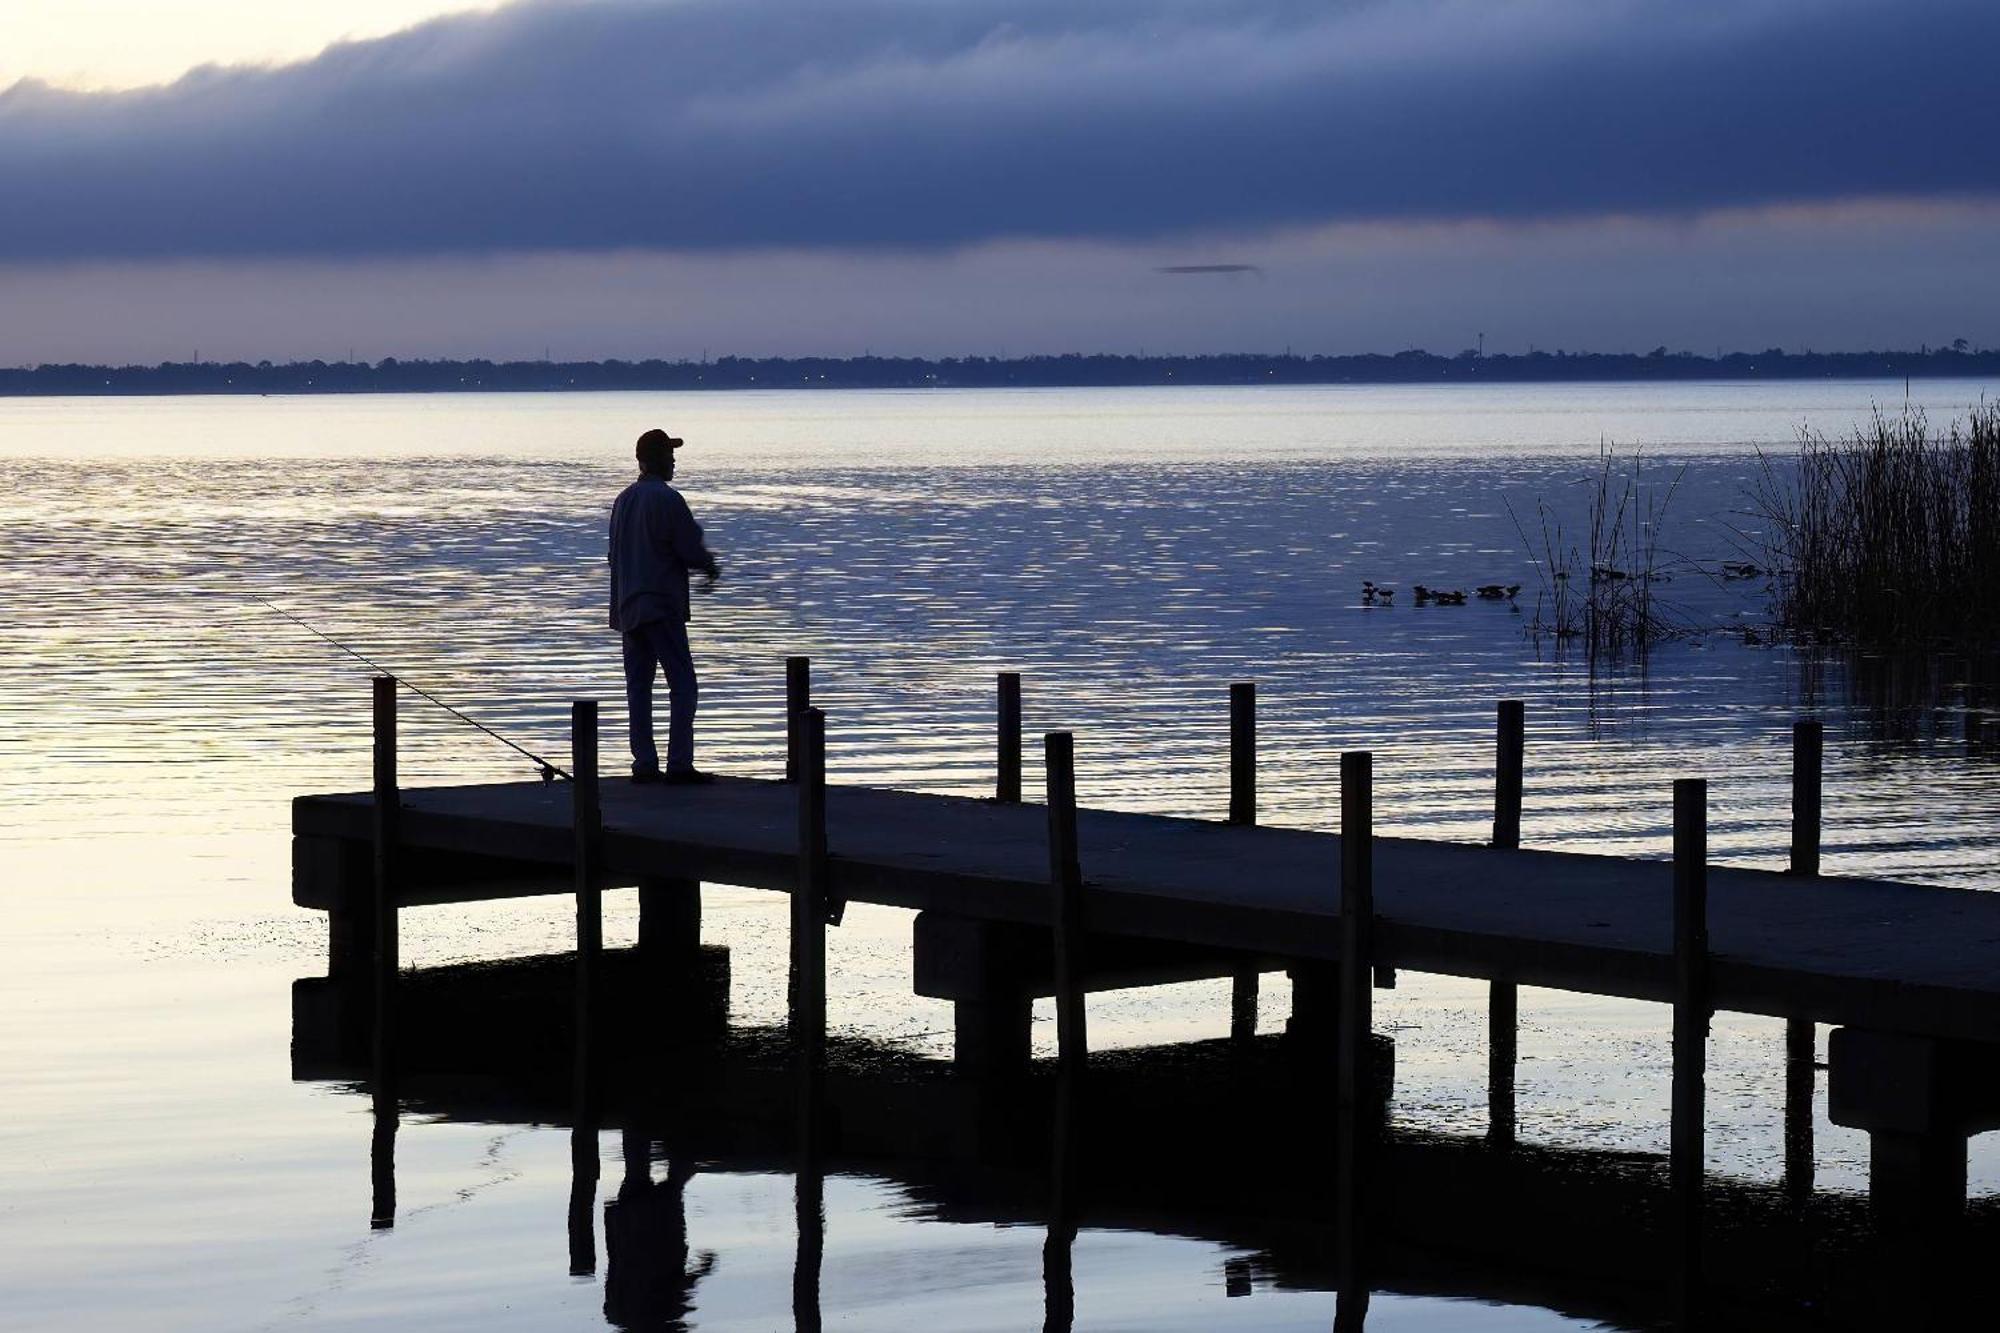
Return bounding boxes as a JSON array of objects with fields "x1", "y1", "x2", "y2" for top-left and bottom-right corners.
[{"x1": 5, "y1": 347, "x2": 1996, "y2": 396}]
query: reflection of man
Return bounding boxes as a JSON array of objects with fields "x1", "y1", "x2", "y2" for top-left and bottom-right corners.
[
  {"x1": 609, "y1": 428, "x2": 720, "y2": 784},
  {"x1": 604, "y1": 1146, "x2": 716, "y2": 1330}
]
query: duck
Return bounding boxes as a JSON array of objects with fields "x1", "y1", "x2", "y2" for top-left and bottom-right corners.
[
  {"x1": 1474, "y1": 584, "x2": 1522, "y2": 600},
  {"x1": 1720, "y1": 561, "x2": 1763, "y2": 580},
  {"x1": 1433, "y1": 589, "x2": 1468, "y2": 606}
]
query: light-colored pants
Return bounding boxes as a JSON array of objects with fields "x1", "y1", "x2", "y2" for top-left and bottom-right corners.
[{"x1": 621, "y1": 619, "x2": 698, "y2": 774}]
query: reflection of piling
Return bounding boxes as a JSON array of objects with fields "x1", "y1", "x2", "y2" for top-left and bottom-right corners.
[
  {"x1": 997, "y1": 672, "x2": 1023, "y2": 803},
  {"x1": 1336, "y1": 751, "x2": 1374, "y2": 1330},
  {"x1": 368, "y1": 1085, "x2": 397, "y2": 1230},
  {"x1": 785, "y1": 656, "x2": 811, "y2": 783},
  {"x1": 1228, "y1": 683, "x2": 1260, "y2": 1044},
  {"x1": 569, "y1": 1116, "x2": 599, "y2": 1276},
  {"x1": 1785, "y1": 720, "x2": 1823, "y2": 1203},
  {"x1": 1672, "y1": 778, "x2": 1709, "y2": 1323},
  {"x1": 1489, "y1": 700, "x2": 1524, "y2": 1149}
]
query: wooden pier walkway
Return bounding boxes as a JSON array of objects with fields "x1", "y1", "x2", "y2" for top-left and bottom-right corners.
[
  {"x1": 291, "y1": 671, "x2": 2000, "y2": 1230},
  {"x1": 294, "y1": 771, "x2": 2000, "y2": 1042}
]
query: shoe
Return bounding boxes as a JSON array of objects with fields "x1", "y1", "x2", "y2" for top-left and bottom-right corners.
[
  {"x1": 662, "y1": 769, "x2": 717, "y2": 786},
  {"x1": 630, "y1": 768, "x2": 665, "y2": 785}
]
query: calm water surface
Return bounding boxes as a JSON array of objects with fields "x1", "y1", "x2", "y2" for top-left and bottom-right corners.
[{"x1": 5, "y1": 381, "x2": 1999, "y2": 1330}]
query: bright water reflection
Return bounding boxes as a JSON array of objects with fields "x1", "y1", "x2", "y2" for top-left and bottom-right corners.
[{"x1": 4, "y1": 382, "x2": 1999, "y2": 1330}]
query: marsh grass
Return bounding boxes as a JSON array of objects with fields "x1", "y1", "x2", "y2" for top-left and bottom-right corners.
[
  {"x1": 1512, "y1": 445, "x2": 1693, "y2": 661},
  {"x1": 1752, "y1": 403, "x2": 2000, "y2": 648}
]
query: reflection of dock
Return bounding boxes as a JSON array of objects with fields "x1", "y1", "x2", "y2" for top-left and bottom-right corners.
[
  {"x1": 293, "y1": 668, "x2": 2000, "y2": 1301},
  {"x1": 292, "y1": 950, "x2": 1994, "y2": 1331}
]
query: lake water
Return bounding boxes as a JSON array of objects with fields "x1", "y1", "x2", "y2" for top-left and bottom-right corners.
[{"x1": 5, "y1": 380, "x2": 1999, "y2": 1330}]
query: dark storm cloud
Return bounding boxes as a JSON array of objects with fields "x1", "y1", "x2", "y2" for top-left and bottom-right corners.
[{"x1": 1, "y1": 0, "x2": 1995, "y2": 261}]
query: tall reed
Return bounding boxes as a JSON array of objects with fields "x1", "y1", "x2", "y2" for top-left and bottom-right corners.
[
  {"x1": 1753, "y1": 403, "x2": 2000, "y2": 647},
  {"x1": 1512, "y1": 446, "x2": 1690, "y2": 661}
]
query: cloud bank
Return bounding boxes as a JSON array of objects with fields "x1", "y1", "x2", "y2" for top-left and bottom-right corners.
[{"x1": 1, "y1": 0, "x2": 1995, "y2": 261}]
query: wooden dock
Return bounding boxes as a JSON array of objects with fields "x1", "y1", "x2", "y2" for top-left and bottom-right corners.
[
  {"x1": 292, "y1": 672, "x2": 2000, "y2": 1232},
  {"x1": 297, "y1": 770, "x2": 2000, "y2": 1040}
]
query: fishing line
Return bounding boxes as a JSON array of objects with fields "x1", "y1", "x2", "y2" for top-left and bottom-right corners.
[{"x1": 255, "y1": 596, "x2": 571, "y2": 782}]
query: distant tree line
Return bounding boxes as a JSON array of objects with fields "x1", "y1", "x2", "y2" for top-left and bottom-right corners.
[{"x1": 4, "y1": 344, "x2": 1997, "y2": 396}]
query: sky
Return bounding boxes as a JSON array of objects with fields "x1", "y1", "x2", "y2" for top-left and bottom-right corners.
[{"x1": 2, "y1": 0, "x2": 1996, "y2": 364}]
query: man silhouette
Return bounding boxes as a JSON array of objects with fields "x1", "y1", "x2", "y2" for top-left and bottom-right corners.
[{"x1": 609, "y1": 428, "x2": 720, "y2": 784}]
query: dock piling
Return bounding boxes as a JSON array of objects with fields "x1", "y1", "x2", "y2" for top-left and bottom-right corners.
[
  {"x1": 369, "y1": 675, "x2": 400, "y2": 1229},
  {"x1": 1336, "y1": 750, "x2": 1375, "y2": 1327},
  {"x1": 1672, "y1": 777, "x2": 1709, "y2": 1318},
  {"x1": 1790, "y1": 720, "x2": 1822, "y2": 878},
  {"x1": 1228, "y1": 682, "x2": 1256, "y2": 826},
  {"x1": 572, "y1": 700, "x2": 602, "y2": 1096},
  {"x1": 997, "y1": 672, "x2": 1022, "y2": 803},
  {"x1": 370, "y1": 675, "x2": 400, "y2": 1076},
  {"x1": 1046, "y1": 732, "x2": 1086, "y2": 1079},
  {"x1": 1226, "y1": 682, "x2": 1261, "y2": 1040},
  {"x1": 793, "y1": 707, "x2": 829, "y2": 1075},
  {"x1": 1490, "y1": 699, "x2": 1525, "y2": 1147},
  {"x1": 1493, "y1": 700, "x2": 1524, "y2": 849},
  {"x1": 785, "y1": 656, "x2": 812, "y2": 782},
  {"x1": 1785, "y1": 719, "x2": 1823, "y2": 1201}
]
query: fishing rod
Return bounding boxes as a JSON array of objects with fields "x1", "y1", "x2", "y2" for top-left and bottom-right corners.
[{"x1": 256, "y1": 596, "x2": 571, "y2": 782}]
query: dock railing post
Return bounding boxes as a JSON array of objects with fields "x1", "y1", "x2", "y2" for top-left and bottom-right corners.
[
  {"x1": 1672, "y1": 777, "x2": 1710, "y2": 1322},
  {"x1": 1493, "y1": 700, "x2": 1524, "y2": 849},
  {"x1": 997, "y1": 672, "x2": 1023, "y2": 803},
  {"x1": 1336, "y1": 750, "x2": 1374, "y2": 1330},
  {"x1": 1785, "y1": 719, "x2": 1823, "y2": 1204},
  {"x1": 369, "y1": 674, "x2": 400, "y2": 1229},
  {"x1": 1228, "y1": 682, "x2": 1256, "y2": 826},
  {"x1": 1790, "y1": 719, "x2": 1823, "y2": 879},
  {"x1": 1227, "y1": 682, "x2": 1260, "y2": 1043},
  {"x1": 1489, "y1": 700, "x2": 1525, "y2": 1148},
  {"x1": 793, "y1": 707, "x2": 829, "y2": 1081},
  {"x1": 572, "y1": 700, "x2": 602, "y2": 1101},
  {"x1": 785, "y1": 656, "x2": 811, "y2": 782}
]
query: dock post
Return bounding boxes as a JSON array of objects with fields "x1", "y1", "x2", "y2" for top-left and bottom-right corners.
[
  {"x1": 1045, "y1": 728, "x2": 1085, "y2": 1305},
  {"x1": 997, "y1": 672, "x2": 1023, "y2": 803},
  {"x1": 1785, "y1": 719, "x2": 1823, "y2": 1202},
  {"x1": 785, "y1": 656, "x2": 811, "y2": 782},
  {"x1": 573, "y1": 701, "x2": 602, "y2": 1100},
  {"x1": 1489, "y1": 700, "x2": 1525, "y2": 1147},
  {"x1": 1672, "y1": 778, "x2": 1709, "y2": 1322},
  {"x1": 1227, "y1": 682, "x2": 1260, "y2": 1043},
  {"x1": 1228, "y1": 682, "x2": 1255, "y2": 826},
  {"x1": 1336, "y1": 750, "x2": 1374, "y2": 1331},
  {"x1": 792, "y1": 707, "x2": 829, "y2": 1080},
  {"x1": 369, "y1": 674, "x2": 399, "y2": 1229},
  {"x1": 1493, "y1": 700, "x2": 1524, "y2": 849},
  {"x1": 1046, "y1": 732, "x2": 1086, "y2": 1080},
  {"x1": 1789, "y1": 719, "x2": 1822, "y2": 878}
]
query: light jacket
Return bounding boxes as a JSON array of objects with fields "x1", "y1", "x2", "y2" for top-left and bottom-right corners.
[{"x1": 608, "y1": 474, "x2": 716, "y2": 631}]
